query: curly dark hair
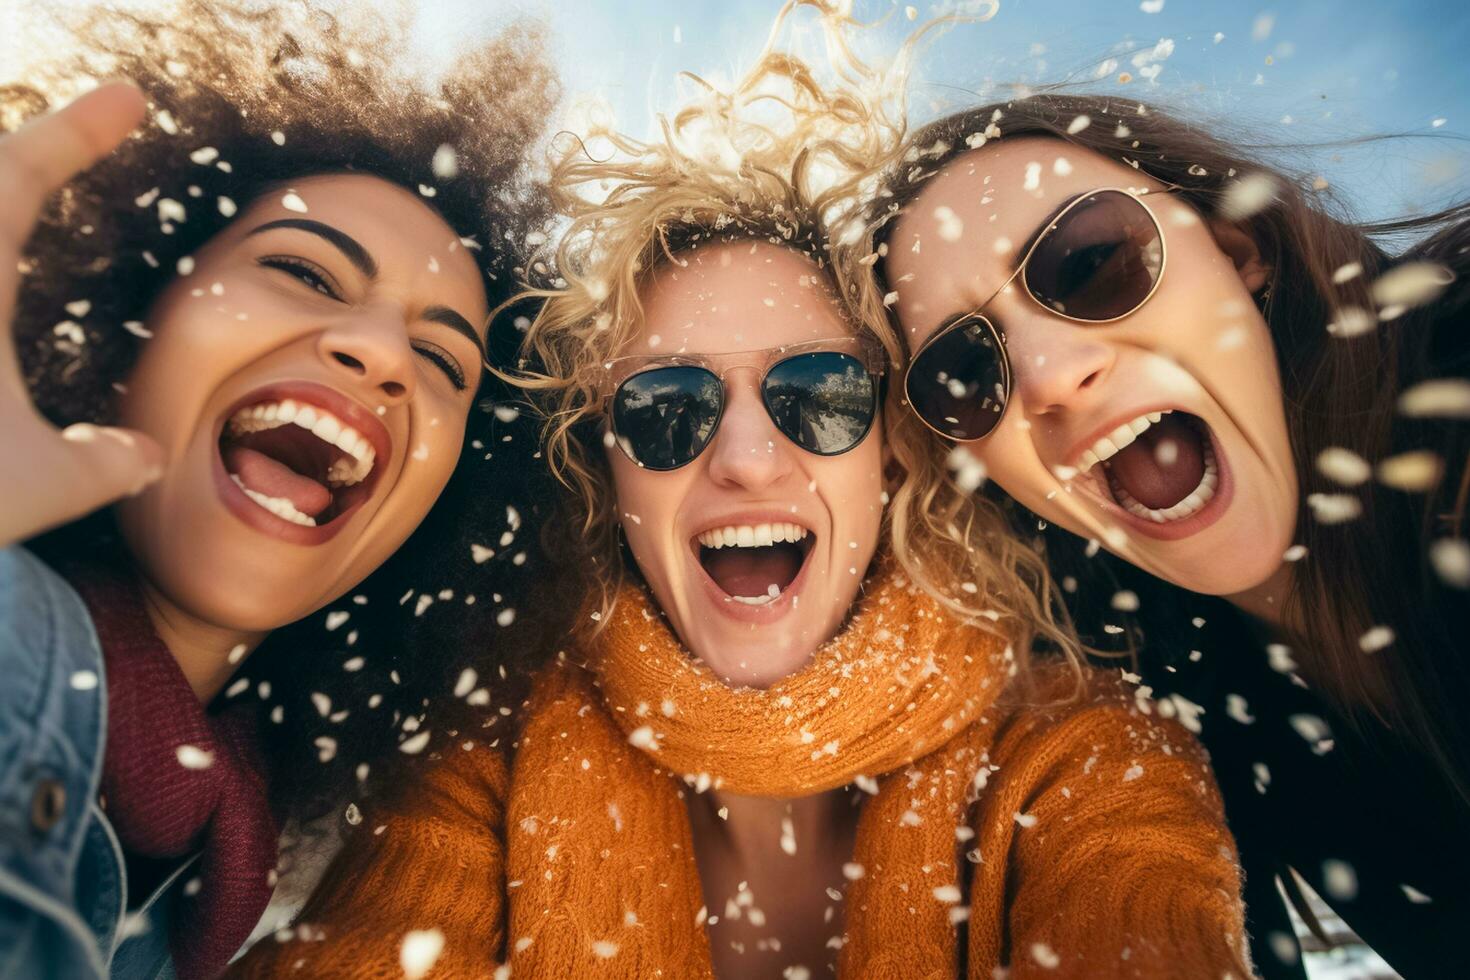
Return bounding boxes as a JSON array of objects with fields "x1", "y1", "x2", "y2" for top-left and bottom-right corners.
[
  {"x1": 6, "y1": 0, "x2": 578, "y2": 823},
  {"x1": 7, "y1": 0, "x2": 554, "y2": 422}
]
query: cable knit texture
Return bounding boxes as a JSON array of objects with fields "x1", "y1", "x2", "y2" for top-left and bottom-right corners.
[
  {"x1": 232, "y1": 565, "x2": 1251, "y2": 979},
  {"x1": 68, "y1": 561, "x2": 278, "y2": 980}
]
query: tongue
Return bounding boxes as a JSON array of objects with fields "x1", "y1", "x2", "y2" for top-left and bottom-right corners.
[
  {"x1": 1108, "y1": 414, "x2": 1206, "y2": 510},
  {"x1": 222, "y1": 445, "x2": 333, "y2": 518},
  {"x1": 702, "y1": 543, "x2": 803, "y2": 598}
]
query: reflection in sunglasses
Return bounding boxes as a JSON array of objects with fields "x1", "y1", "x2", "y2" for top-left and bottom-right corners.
[{"x1": 612, "y1": 348, "x2": 881, "y2": 470}]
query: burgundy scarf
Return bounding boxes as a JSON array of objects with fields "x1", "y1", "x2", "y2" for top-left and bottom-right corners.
[{"x1": 68, "y1": 562, "x2": 278, "y2": 980}]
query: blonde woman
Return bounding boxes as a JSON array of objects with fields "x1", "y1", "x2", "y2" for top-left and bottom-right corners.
[{"x1": 233, "y1": 7, "x2": 1251, "y2": 978}]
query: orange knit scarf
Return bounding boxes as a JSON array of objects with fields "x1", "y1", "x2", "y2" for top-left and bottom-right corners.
[{"x1": 505, "y1": 565, "x2": 1012, "y2": 977}]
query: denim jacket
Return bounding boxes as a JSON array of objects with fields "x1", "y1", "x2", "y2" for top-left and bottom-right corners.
[{"x1": 0, "y1": 546, "x2": 182, "y2": 979}]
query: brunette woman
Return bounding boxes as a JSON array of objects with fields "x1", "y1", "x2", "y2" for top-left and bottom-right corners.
[
  {"x1": 0, "y1": 3, "x2": 557, "y2": 976},
  {"x1": 859, "y1": 95, "x2": 1468, "y2": 977},
  {"x1": 232, "y1": 34, "x2": 1252, "y2": 980}
]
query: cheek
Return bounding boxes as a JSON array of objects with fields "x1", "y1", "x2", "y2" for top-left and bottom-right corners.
[
  {"x1": 1151, "y1": 237, "x2": 1277, "y2": 373},
  {"x1": 606, "y1": 456, "x2": 677, "y2": 577},
  {"x1": 828, "y1": 436, "x2": 886, "y2": 552},
  {"x1": 405, "y1": 414, "x2": 469, "y2": 499},
  {"x1": 119, "y1": 279, "x2": 288, "y2": 428},
  {"x1": 118, "y1": 332, "x2": 220, "y2": 450},
  {"x1": 606, "y1": 451, "x2": 643, "y2": 522},
  {"x1": 973, "y1": 424, "x2": 1043, "y2": 500}
]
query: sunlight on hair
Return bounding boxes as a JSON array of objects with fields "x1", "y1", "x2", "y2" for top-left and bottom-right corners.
[{"x1": 507, "y1": 0, "x2": 1084, "y2": 695}]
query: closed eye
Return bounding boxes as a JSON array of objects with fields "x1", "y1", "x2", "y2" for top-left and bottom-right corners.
[
  {"x1": 259, "y1": 255, "x2": 343, "y2": 300},
  {"x1": 413, "y1": 341, "x2": 467, "y2": 391}
]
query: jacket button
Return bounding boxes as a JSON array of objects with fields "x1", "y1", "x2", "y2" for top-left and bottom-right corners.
[{"x1": 30, "y1": 779, "x2": 66, "y2": 833}]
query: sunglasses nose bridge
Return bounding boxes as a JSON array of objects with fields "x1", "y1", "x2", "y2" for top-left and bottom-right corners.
[
  {"x1": 720, "y1": 362, "x2": 764, "y2": 384},
  {"x1": 1006, "y1": 316, "x2": 1117, "y2": 416},
  {"x1": 715, "y1": 363, "x2": 772, "y2": 423},
  {"x1": 703, "y1": 377, "x2": 796, "y2": 489},
  {"x1": 719, "y1": 369, "x2": 782, "y2": 440}
]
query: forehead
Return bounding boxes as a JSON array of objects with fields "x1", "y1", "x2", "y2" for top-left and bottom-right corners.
[
  {"x1": 888, "y1": 137, "x2": 1164, "y2": 322},
  {"x1": 230, "y1": 173, "x2": 487, "y2": 311},
  {"x1": 635, "y1": 239, "x2": 850, "y2": 355}
]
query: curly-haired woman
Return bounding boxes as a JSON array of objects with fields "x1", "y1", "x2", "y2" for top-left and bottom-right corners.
[
  {"x1": 232, "y1": 12, "x2": 1252, "y2": 976},
  {"x1": 859, "y1": 92, "x2": 1468, "y2": 977},
  {"x1": 0, "y1": 3, "x2": 559, "y2": 977}
]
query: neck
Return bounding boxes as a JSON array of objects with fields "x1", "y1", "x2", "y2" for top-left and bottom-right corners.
[
  {"x1": 1224, "y1": 561, "x2": 1297, "y2": 633},
  {"x1": 686, "y1": 783, "x2": 862, "y2": 973},
  {"x1": 696, "y1": 786, "x2": 857, "y2": 863},
  {"x1": 138, "y1": 580, "x2": 265, "y2": 702}
]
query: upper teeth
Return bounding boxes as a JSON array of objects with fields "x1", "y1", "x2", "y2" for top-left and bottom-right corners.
[
  {"x1": 226, "y1": 399, "x2": 376, "y2": 486},
  {"x1": 697, "y1": 522, "x2": 809, "y2": 549},
  {"x1": 1077, "y1": 410, "x2": 1170, "y2": 473}
]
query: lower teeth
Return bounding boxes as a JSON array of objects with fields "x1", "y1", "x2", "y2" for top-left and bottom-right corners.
[
  {"x1": 1108, "y1": 448, "x2": 1218, "y2": 523},
  {"x1": 229, "y1": 474, "x2": 318, "y2": 527},
  {"x1": 730, "y1": 583, "x2": 783, "y2": 606}
]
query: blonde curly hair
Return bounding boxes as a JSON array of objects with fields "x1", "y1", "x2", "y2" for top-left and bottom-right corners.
[{"x1": 512, "y1": 0, "x2": 1081, "y2": 685}]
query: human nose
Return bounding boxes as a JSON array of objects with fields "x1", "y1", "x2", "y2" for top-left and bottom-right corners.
[
  {"x1": 703, "y1": 370, "x2": 795, "y2": 491},
  {"x1": 997, "y1": 306, "x2": 1116, "y2": 417},
  {"x1": 317, "y1": 303, "x2": 417, "y2": 407}
]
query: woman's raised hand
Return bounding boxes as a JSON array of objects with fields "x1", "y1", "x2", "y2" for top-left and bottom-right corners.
[{"x1": 1, "y1": 82, "x2": 166, "y2": 549}]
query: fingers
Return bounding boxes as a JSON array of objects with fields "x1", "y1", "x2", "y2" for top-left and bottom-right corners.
[
  {"x1": 0, "y1": 421, "x2": 168, "y2": 550},
  {"x1": 59, "y1": 421, "x2": 167, "y2": 491},
  {"x1": 0, "y1": 82, "x2": 147, "y2": 246},
  {"x1": 0, "y1": 82, "x2": 157, "y2": 550},
  {"x1": 46, "y1": 423, "x2": 167, "y2": 531}
]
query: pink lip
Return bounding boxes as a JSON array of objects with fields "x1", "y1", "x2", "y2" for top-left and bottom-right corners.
[
  {"x1": 686, "y1": 509, "x2": 818, "y2": 625},
  {"x1": 212, "y1": 380, "x2": 395, "y2": 547},
  {"x1": 1076, "y1": 421, "x2": 1235, "y2": 542}
]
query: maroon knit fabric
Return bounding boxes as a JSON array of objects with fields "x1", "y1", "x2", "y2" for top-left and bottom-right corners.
[{"x1": 69, "y1": 564, "x2": 278, "y2": 980}]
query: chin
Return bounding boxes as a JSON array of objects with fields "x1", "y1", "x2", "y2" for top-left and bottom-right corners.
[
  {"x1": 118, "y1": 503, "x2": 329, "y2": 634},
  {"x1": 160, "y1": 556, "x2": 324, "y2": 632},
  {"x1": 1151, "y1": 527, "x2": 1293, "y2": 597},
  {"x1": 722, "y1": 631, "x2": 823, "y2": 688}
]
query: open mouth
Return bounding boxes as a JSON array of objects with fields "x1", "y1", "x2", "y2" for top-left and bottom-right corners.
[
  {"x1": 1076, "y1": 410, "x2": 1219, "y2": 524},
  {"x1": 693, "y1": 521, "x2": 816, "y2": 607},
  {"x1": 216, "y1": 390, "x2": 388, "y2": 534}
]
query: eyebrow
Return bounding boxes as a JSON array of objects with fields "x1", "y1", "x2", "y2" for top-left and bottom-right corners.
[
  {"x1": 248, "y1": 219, "x2": 485, "y2": 360},
  {"x1": 246, "y1": 218, "x2": 378, "y2": 278},
  {"x1": 1014, "y1": 194, "x2": 1081, "y2": 267},
  {"x1": 930, "y1": 192, "x2": 1090, "y2": 328},
  {"x1": 424, "y1": 305, "x2": 487, "y2": 360}
]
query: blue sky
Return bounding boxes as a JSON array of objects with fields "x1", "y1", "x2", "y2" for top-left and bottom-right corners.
[
  {"x1": 412, "y1": 0, "x2": 1469, "y2": 224},
  {"x1": 6, "y1": 1, "x2": 1465, "y2": 222}
]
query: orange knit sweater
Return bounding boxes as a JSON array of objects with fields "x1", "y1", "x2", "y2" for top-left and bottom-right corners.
[{"x1": 233, "y1": 572, "x2": 1252, "y2": 979}]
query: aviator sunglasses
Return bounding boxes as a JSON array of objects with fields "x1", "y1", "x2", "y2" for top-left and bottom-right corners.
[
  {"x1": 602, "y1": 337, "x2": 885, "y2": 471},
  {"x1": 904, "y1": 186, "x2": 1170, "y2": 441}
]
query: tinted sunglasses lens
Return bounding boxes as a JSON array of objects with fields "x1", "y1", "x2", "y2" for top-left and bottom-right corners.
[
  {"x1": 1025, "y1": 190, "x2": 1163, "y2": 320},
  {"x1": 612, "y1": 366, "x2": 722, "y2": 470},
  {"x1": 907, "y1": 318, "x2": 1006, "y2": 440},
  {"x1": 763, "y1": 352, "x2": 877, "y2": 456}
]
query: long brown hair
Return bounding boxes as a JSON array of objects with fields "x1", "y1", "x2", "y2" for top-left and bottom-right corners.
[{"x1": 858, "y1": 93, "x2": 1470, "y2": 799}]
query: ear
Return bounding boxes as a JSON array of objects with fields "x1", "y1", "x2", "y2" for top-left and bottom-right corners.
[{"x1": 1206, "y1": 218, "x2": 1273, "y2": 294}]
